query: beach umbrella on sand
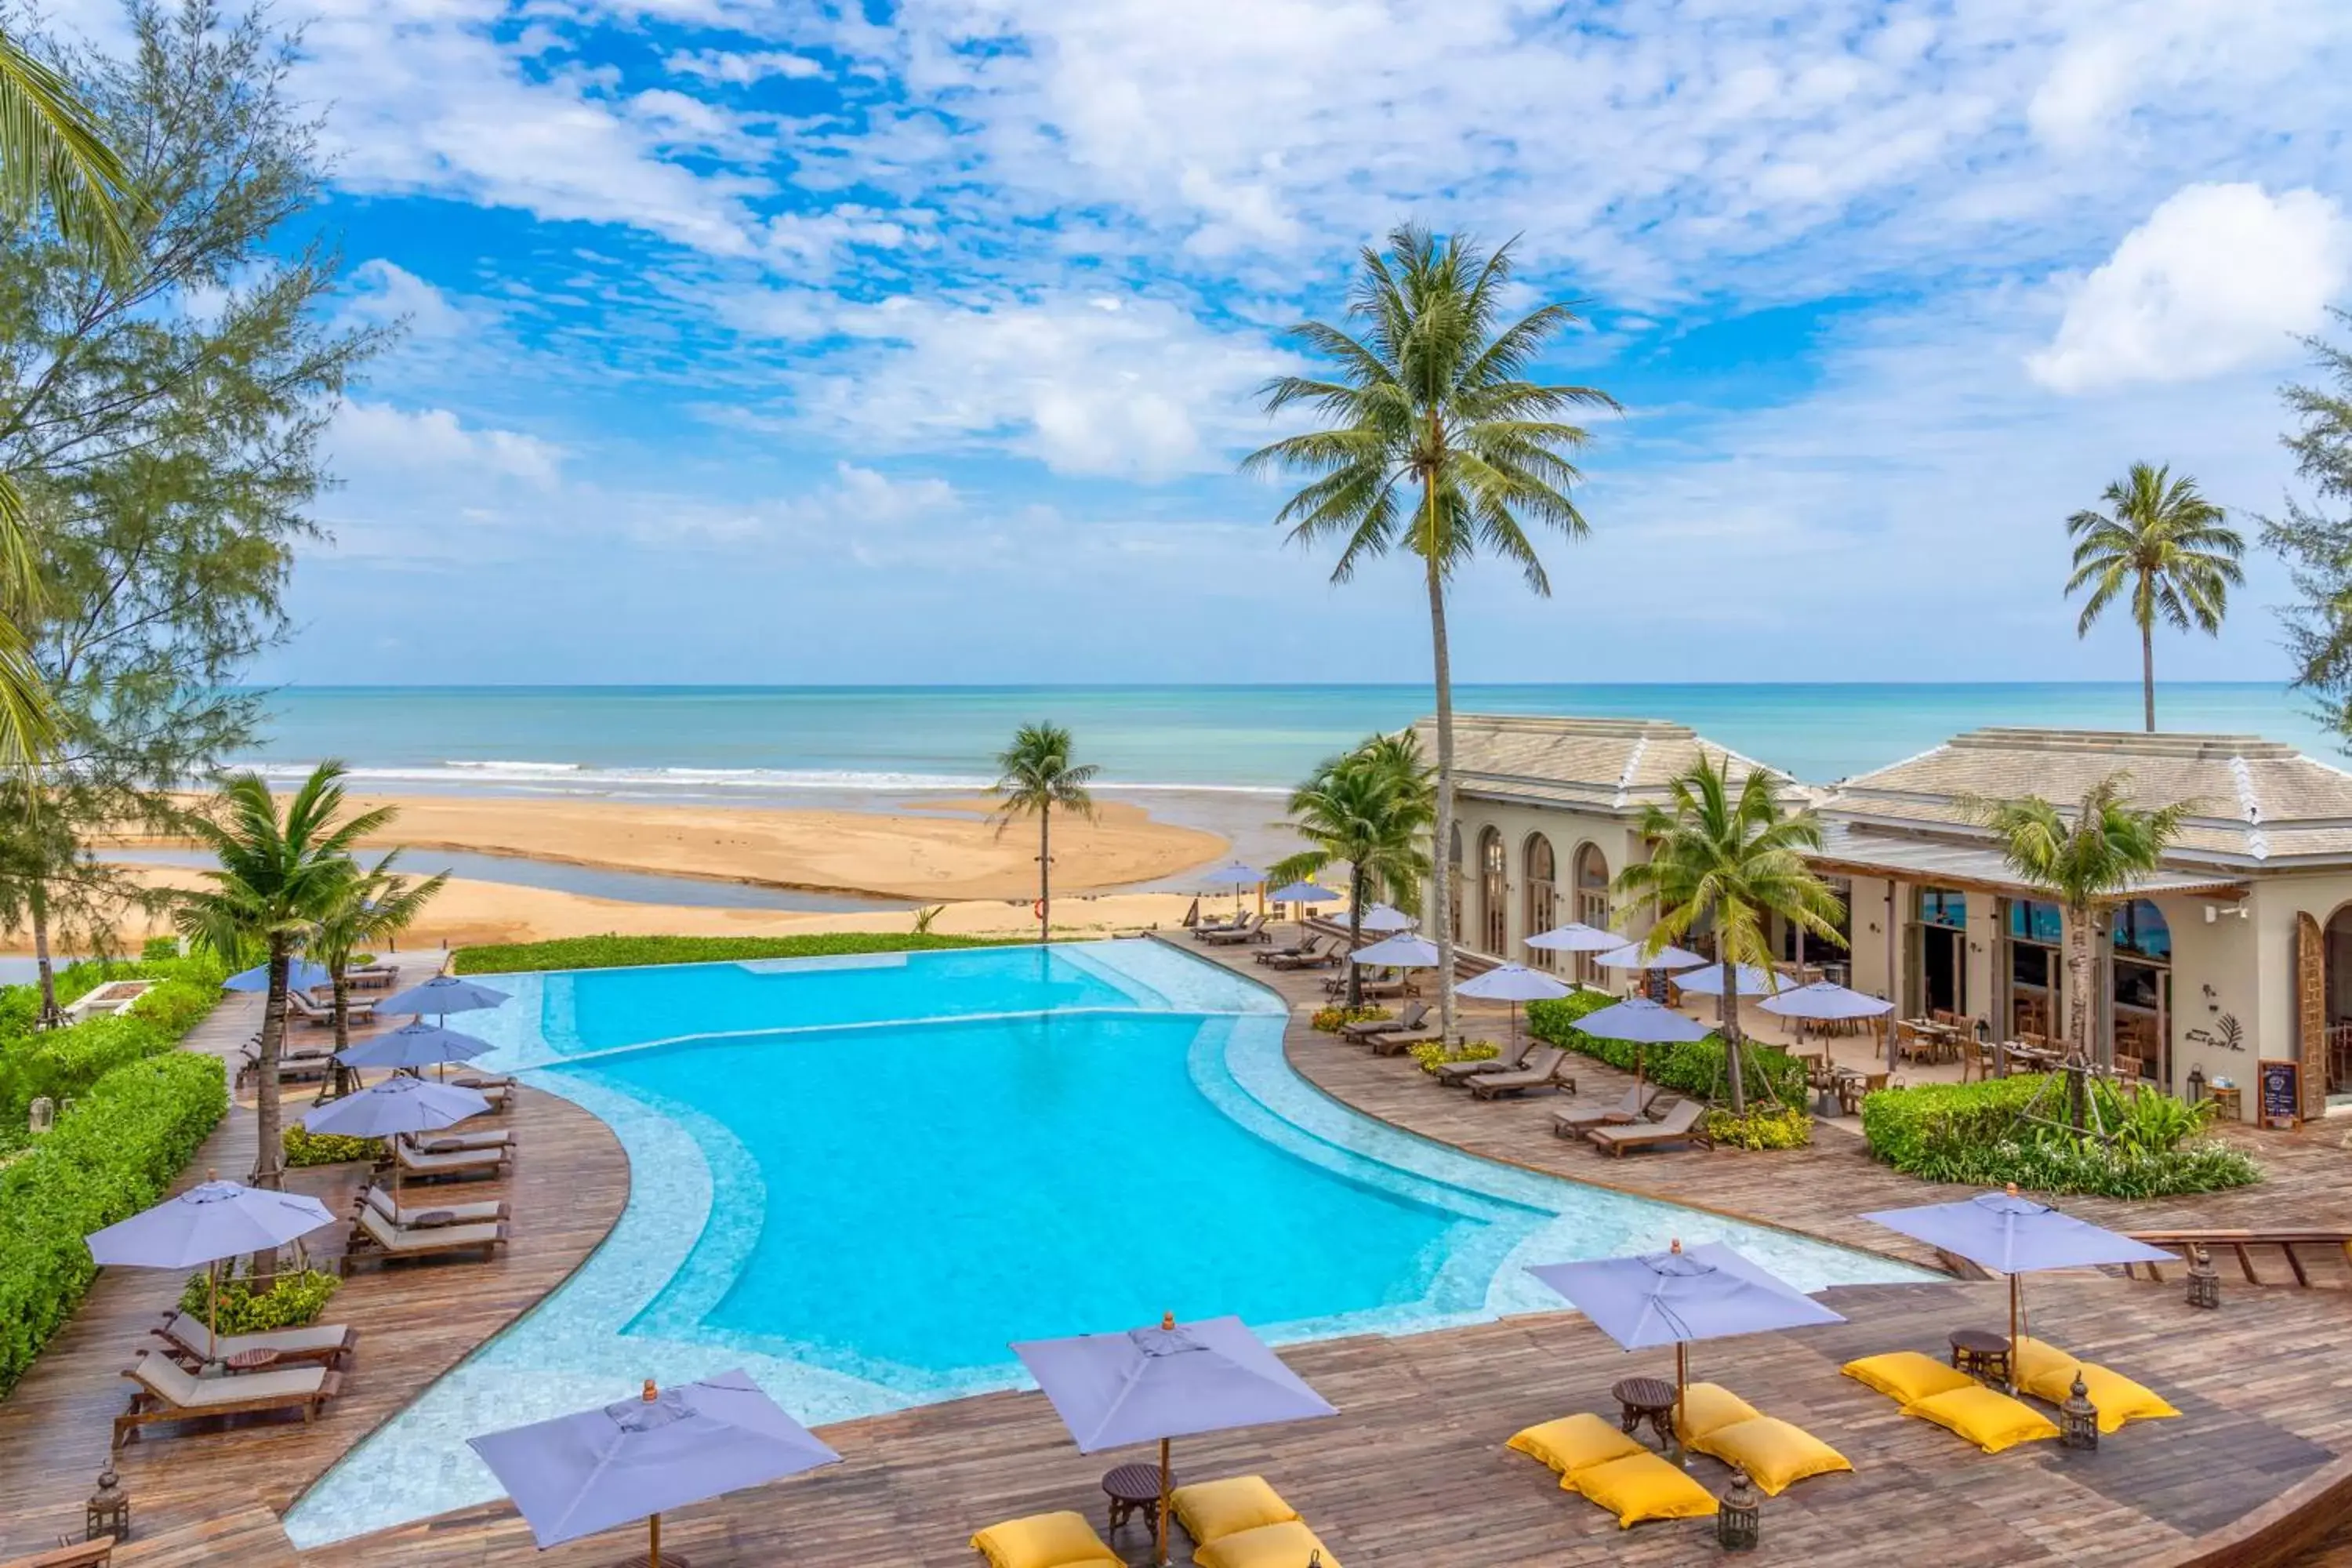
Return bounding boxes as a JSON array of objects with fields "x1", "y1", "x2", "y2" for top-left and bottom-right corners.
[
  {"x1": 1196, "y1": 861, "x2": 1263, "y2": 916},
  {"x1": 1671, "y1": 963, "x2": 1778, "y2": 997},
  {"x1": 303, "y1": 1075, "x2": 490, "y2": 1201},
  {"x1": 1524, "y1": 921, "x2": 1621, "y2": 954},
  {"x1": 1014, "y1": 1314, "x2": 1337, "y2": 1568},
  {"x1": 1456, "y1": 963, "x2": 1572, "y2": 1049},
  {"x1": 336, "y1": 1019, "x2": 494, "y2": 1075},
  {"x1": 468, "y1": 1370, "x2": 840, "y2": 1568},
  {"x1": 1356, "y1": 902, "x2": 1417, "y2": 935},
  {"x1": 1570, "y1": 996, "x2": 1713, "y2": 1089},
  {"x1": 85, "y1": 1174, "x2": 336, "y2": 1363},
  {"x1": 224, "y1": 957, "x2": 332, "y2": 994},
  {"x1": 1528, "y1": 1240, "x2": 1845, "y2": 1462},
  {"x1": 1862, "y1": 1188, "x2": 2170, "y2": 1393},
  {"x1": 378, "y1": 975, "x2": 512, "y2": 1022}
]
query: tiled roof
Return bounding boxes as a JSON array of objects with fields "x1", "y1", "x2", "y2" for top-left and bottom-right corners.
[{"x1": 1414, "y1": 714, "x2": 1789, "y2": 817}]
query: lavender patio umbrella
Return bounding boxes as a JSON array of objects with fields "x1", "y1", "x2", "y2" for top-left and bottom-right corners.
[
  {"x1": 223, "y1": 957, "x2": 332, "y2": 993},
  {"x1": 1349, "y1": 932, "x2": 1439, "y2": 968},
  {"x1": 1863, "y1": 1188, "x2": 2172, "y2": 1390},
  {"x1": 467, "y1": 1370, "x2": 840, "y2": 1566},
  {"x1": 303, "y1": 1074, "x2": 491, "y2": 1201},
  {"x1": 1524, "y1": 921, "x2": 1621, "y2": 953},
  {"x1": 1266, "y1": 880, "x2": 1338, "y2": 931},
  {"x1": 379, "y1": 975, "x2": 512, "y2": 1020},
  {"x1": 1571, "y1": 997, "x2": 1713, "y2": 1088},
  {"x1": 1356, "y1": 902, "x2": 1416, "y2": 934},
  {"x1": 85, "y1": 1175, "x2": 336, "y2": 1362},
  {"x1": 336, "y1": 1019, "x2": 494, "y2": 1073},
  {"x1": 1671, "y1": 963, "x2": 1778, "y2": 997},
  {"x1": 1592, "y1": 942, "x2": 1708, "y2": 972},
  {"x1": 1527, "y1": 1240, "x2": 1846, "y2": 1458},
  {"x1": 1014, "y1": 1313, "x2": 1337, "y2": 1567},
  {"x1": 1456, "y1": 963, "x2": 1572, "y2": 1047},
  {"x1": 1759, "y1": 981, "x2": 1893, "y2": 1022}
]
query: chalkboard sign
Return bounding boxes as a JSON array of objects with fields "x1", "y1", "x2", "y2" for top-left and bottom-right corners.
[{"x1": 2259, "y1": 1059, "x2": 2302, "y2": 1127}]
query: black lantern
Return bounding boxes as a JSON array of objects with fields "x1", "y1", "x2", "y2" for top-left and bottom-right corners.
[
  {"x1": 2185, "y1": 1065, "x2": 2206, "y2": 1104},
  {"x1": 2187, "y1": 1245, "x2": 2221, "y2": 1311},
  {"x1": 85, "y1": 1466, "x2": 129, "y2": 1542},
  {"x1": 1717, "y1": 1467, "x2": 1760, "y2": 1552},
  {"x1": 2060, "y1": 1374, "x2": 2100, "y2": 1451}
]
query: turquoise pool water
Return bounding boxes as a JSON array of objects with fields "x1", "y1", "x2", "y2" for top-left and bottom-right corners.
[{"x1": 283, "y1": 939, "x2": 1929, "y2": 1548}]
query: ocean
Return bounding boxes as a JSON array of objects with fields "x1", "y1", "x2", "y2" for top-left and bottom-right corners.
[{"x1": 241, "y1": 682, "x2": 2339, "y2": 800}]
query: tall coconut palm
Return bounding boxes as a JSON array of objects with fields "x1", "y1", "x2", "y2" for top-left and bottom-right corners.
[
  {"x1": 176, "y1": 763, "x2": 391, "y2": 1196},
  {"x1": 0, "y1": 29, "x2": 140, "y2": 768},
  {"x1": 1965, "y1": 772, "x2": 2190, "y2": 1123},
  {"x1": 1269, "y1": 732, "x2": 1435, "y2": 1007},
  {"x1": 989, "y1": 723, "x2": 1098, "y2": 944},
  {"x1": 311, "y1": 850, "x2": 447, "y2": 1094},
  {"x1": 2065, "y1": 463, "x2": 2244, "y2": 731},
  {"x1": 1613, "y1": 757, "x2": 1846, "y2": 1114},
  {"x1": 1246, "y1": 223, "x2": 1617, "y2": 1044}
]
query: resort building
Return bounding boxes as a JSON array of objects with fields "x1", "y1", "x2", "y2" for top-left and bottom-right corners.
[{"x1": 1420, "y1": 716, "x2": 2352, "y2": 1124}]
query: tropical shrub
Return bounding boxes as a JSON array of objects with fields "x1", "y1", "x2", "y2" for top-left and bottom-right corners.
[
  {"x1": 1860, "y1": 1076, "x2": 2259, "y2": 1197},
  {"x1": 1312, "y1": 1004, "x2": 1390, "y2": 1033},
  {"x1": 452, "y1": 931, "x2": 1019, "y2": 975},
  {"x1": 1409, "y1": 1040, "x2": 1499, "y2": 1074},
  {"x1": 1705, "y1": 1105, "x2": 1813, "y2": 1149},
  {"x1": 1526, "y1": 990, "x2": 1807, "y2": 1108},
  {"x1": 178, "y1": 1266, "x2": 339, "y2": 1334},
  {"x1": 0, "y1": 971, "x2": 224, "y2": 1142},
  {"x1": 284, "y1": 1127, "x2": 383, "y2": 1167},
  {"x1": 0, "y1": 1051, "x2": 229, "y2": 1396}
]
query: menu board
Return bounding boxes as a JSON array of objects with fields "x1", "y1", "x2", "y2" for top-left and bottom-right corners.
[{"x1": 2259, "y1": 1059, "x2": 2302, "y2": 1127}]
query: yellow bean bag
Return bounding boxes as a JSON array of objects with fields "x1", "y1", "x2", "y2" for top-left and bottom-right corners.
[
  {"x1": 1194, "y1": 1519, "x2": 1340, "y2": 1568},
  {"x1": 1842, "y1": 1351, "x2": 1977, "y2": 1407},
  {"x1": 2015, "y1": 1358, "x2": 2180, "y2": 1435},
  {"x1": 1691, "y1": 1415, "x2": 1853, "y2": 1497},
  {"x1": 1674, "y1": 1382, "x2": 1760, "y2": 1444},
  {"x1": 1507, "y1": 1414, "x2": 1648, "y2": 1481},
  {"x1": 1168, "y1": 1475, "x2": 1299, "y2": 1548},
  {"x1": 969, "y1": 1511, "x2": 1123, "y2": 1568},
  {"x1": 1571, "y1": 1451, "x2": 1721, "y2": 1528},
  {"x1": 1905, "y1": 1385, "x2": 2061, "y2": 1454}
]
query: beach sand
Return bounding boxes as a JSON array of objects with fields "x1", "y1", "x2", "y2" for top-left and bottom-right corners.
[{"x1": 122, "y1": 792, "x2": 1227, "y2": 903}]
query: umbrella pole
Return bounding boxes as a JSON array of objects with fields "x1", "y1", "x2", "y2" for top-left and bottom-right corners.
[
  {"x1": 1674, "y1": 1342, "x2": 1688, "y2": 1467},
  {"x1": 2007, "y1": 1275, "x2": 2020, "y2": 1395},
  {"x1": 1156, "y1": 1436, "x2": 1171, "y2": 1568},
  {"x1": 206, "y1": 1258, "x2": 220, "y2": 1365},
  {"x1": 648, "y1": 1512, "x2": 660, "y2": 1568}
]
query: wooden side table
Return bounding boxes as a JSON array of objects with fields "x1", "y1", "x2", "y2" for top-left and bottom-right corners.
[
  {"x1": 1102, "y1": 1462, "x2": 1166, "y2": 1536},
  {"x1": 223, "y1": 1348, "x2": 281, "y2": 1373},
  {"x1": 1612, "y1": 1376, "x2": 1677, "y2": 1449},
  {"x1": 1948, "y1": 1329, "x2": 2010, "y2": 1385}
]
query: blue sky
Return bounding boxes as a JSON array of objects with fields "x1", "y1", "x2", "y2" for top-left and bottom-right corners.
[{"x1": 51, "y1": 0, "x2": 2352, "y2": 686}]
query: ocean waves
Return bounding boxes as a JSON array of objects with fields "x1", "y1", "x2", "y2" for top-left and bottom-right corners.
[{"x1": 229, "y1": 758, "x2": 1288, "y2": 798}]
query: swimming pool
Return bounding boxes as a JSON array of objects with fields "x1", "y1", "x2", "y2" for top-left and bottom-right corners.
[{"x1": 285, "y1": 940, "x2": 1926, "y2": 1546}]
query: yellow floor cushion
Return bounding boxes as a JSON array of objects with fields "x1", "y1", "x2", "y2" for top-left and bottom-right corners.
[
  {"x1": 1691, "y1": 1415, "x2": 1854, "y2": 1497},
  {"x1": 969, "y1": 1511, "x2": 1123, "y2": 1568},
  {"x1": 2019, "y1": 1361, "x2": 2181, "y2": 1434},
  {"x1": 1675, "y1": 1382, "x2": 1761, "y2": 1444},
  {"x1": 1507, "y1": 1414, "x2": 1648, "y2": 1481},
  {"x1": 1905, "y1": 1385, "x2": 2061, "y2": 1454},
  {"x1": 1842, "y1": 1351, "x2": 1977, "y2": 1407},
  {"x1": 1168, "y1": 1475, "x2": 1300, "y2": 1548},
  {"x1": 1194, "y1": 1519, "x2": 1340, "y2": 1568},
  {"x1": 1572, "y1": 1452, "x2": 1721, "y2": 1528},
  {"x1": 2011, "y1": 1335, "x2": 2074, "y2": 1390}
]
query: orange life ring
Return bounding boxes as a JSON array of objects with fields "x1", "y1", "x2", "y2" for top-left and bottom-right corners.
[{"x1": 1033, "y1": 899, "x2": 1046, "y2": 920}]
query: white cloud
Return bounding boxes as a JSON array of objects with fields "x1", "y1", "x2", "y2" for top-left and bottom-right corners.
[
  {"x1": 340, "y1": 260, "x2": 474, "y2": 339},
  {"x1": 2027, "y1": 183, "x2": 2352, "y2": 394},
  {"x1": 331, "y1": 402, "x2": 568, "y2": 489},
  {"x1": 666, "y1": 48, "x2": 823, "y2": 85}
]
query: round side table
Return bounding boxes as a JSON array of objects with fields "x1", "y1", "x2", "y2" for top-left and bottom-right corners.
[
  {"x1": 1949, "y1": 1329, "x2": 2012, "y2": 1384},
  {"x1": 1612, "y1": 1375, "x2": 1677, "y2": 1449},
  {"x1": 1102, "y1": 1461, "x2": 1167, "y2": 1537}
]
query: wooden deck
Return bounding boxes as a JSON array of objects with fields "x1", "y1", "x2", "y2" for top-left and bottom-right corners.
[{"x1": 3, "y1": 938, "x2": 2349, "y2": 1566}]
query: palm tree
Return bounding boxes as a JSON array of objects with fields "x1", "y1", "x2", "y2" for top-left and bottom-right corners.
[
  {"x1": 1965, "y1": 773, "x2": 2190, "y2": 1122},
  {"x1": 311, "y1": 850, "x2": 446, "y2": 1093},
  {"x1": 1612, "y1": 757, "x2": 1846, "y2": 1114},
  {"x1": 2065, "y1": 463, "x2": 2244, "y2": 731},
  {"x1": 1247, "y1": 223, "x2": 1617, "y2": 1044},
  {"x1": 989, "y1": 723, "x2": 1098, "y2": 943},
  {"x1": 176, "y1": 763, "x2": 391, "y2": 1194},
  {"x1": 0, "y1": 30, "x2": 140, "y2": 768},
  {"x1": 1269, "y1": 733, "x2": 1436, "y2": 1007}
]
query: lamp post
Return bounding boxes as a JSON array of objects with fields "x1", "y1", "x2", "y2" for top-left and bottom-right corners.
[
  {"x1": 2060, "y1": 1374, "x2": 2100, "y2": 1451},
  {"x1": 1716, "y1": 1467, "x2": 1761, "y2": 1551}
]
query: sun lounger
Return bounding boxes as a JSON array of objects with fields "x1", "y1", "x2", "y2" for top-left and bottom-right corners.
[
  {"x1": 1466, "y1": 1047, "x2": 1573, "y2": 1099},
  {"x1": 358, "y1": 1184, "x2": 510, "y2": 1230},
  {"x1": 401, "y1": 1127, "x2": 513, "y2": 1155},
  {"x1": 1338, "y1": 1001, "x2": 1428, "y2": 1042},
  {"x1": 1552, "y1": 1082, "x2": 1665, "y2": 1135},
  {"x1": 1263, "y1": 938, "x2": 1336, "y2": 970},
  {"x1": 1254, "y1": 932, "x2": 1318, "y2": 963},
  {"x1": 1587, "y1": 1097, "x2": 1713, "y2": 1156},
  {"x1": 1433, "y1": 1038, "x2": 1535, "y2": 1084},
  {"x1": 1370, "y1": 1029, "x2": 1443, "y2": 1057},
  {"x1": 151, "y1": 1312, "x2": 356, "y2": 1371},
  {"x1": 1189, "y1": 913, "x2": 1249, "y2": 941},
  {"x1": 345, "y1": 964, "x2": 399, "y2": 989},
  {"x1": 1199, "y1": 914, "x2": 1268, "y2": 946},
  {"x1": 386, "y1": 1139, "x2": 509, "y2": 1183},
  {"x1": 1, "y1": 1537, "x2": 118, "y2": 1567},
  {"x1": 343, "y1": 1206, "x2": 508, "y2": 1269},
  {"x1": 287, "y1": 989, "x2": 373, "y2": 1028},
  {"x1": 112, "y1": 1349, "x2": 339, "y2": 1447}
]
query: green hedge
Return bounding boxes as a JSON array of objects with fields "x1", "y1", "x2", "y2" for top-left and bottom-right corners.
[
  {"x1": 0, "y1": 1051, "x2": 229, "y2": 1395},
  {"x1": 452, "y1": 931, "x2": 1023, "y2": 975},
  {"x1": 1525, "y1": 989, "x2": 1809, "y2": 1108},
  {"x1": 285, "y1": 1127, "x2": 383, "y2": 1167},
  {"x1": 0, "y1": 971, "x2": 225, "y2": 1139},
  {"x1": 1860, "y1": 1075, "x2": 2262, "y2": 1197}
]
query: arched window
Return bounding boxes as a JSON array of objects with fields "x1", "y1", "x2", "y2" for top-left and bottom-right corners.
[
  {"x1": 1573, "y1": 843, "x2": 1611, "y2": 982},
  {"x1": 1479, "y1": 826, "x2": 1508, "y2": 955},
  {"x1": 1524, "y1": 833, "x2": 1559, "y2": 970},
  {"x1": 1446, "y1": 825, "x2": 1465, "y2": 946}
]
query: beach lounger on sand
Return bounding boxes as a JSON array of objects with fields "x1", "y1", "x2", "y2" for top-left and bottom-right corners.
[
  {"x1": 1467, "y1": 1047, "x2": 1573, "y2": 1099},
  {"x1": 1339, "y1": 1001, "x2": 1428, "y2": 1042},
  {"x1": 358, "y1": 1184, "x2": 509, "y2": 1230},
  {"x1": 1552, "y1": 1083, "x2": 1664, "y2": 1135},
  {"x1": 151, "y1": 1312, "x2": 357, "y2": 1370},
  {"x1": 1433, "y1": 1038, "x2": 1535, "y2": 1084},
  {"x1": 387, "y1": 1139, "x2": 509, "y2": 1183},
  {"x1": 112, "y1": 1350, "x2": 339, "y2": 1448},
  {"x1": 1587, "y1": 1098, "x2": 1713, "y2": 1156},
  {"x1": 343, "y1": 1207, "x2": 508, "y2": 1269}
]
